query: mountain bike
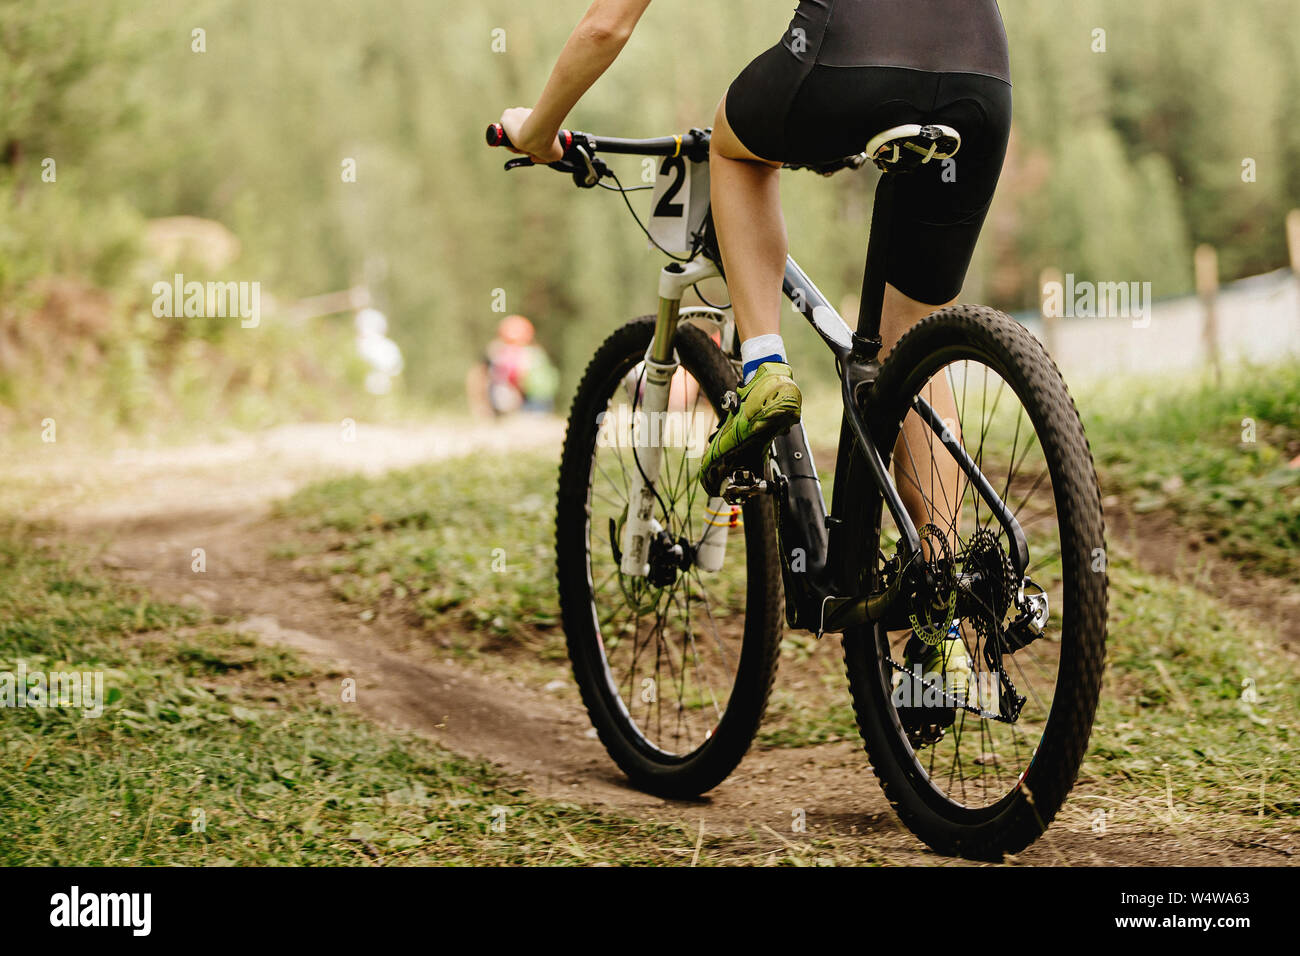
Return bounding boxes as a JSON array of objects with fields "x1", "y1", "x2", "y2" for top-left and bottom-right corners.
[{"x1": 486, "y1": 121, "x2": 1107, "y2": 860}]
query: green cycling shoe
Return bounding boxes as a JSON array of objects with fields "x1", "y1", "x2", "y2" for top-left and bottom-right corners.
[
  {"x1": 891, "y1": 622, "x2": 973, "y2": 735},
  {"x1": 905, "y1": 625, "x2": 973, "y2": 702},
  {"x1": 699, "y1": 361, "x2": 802, "y2": 497}
]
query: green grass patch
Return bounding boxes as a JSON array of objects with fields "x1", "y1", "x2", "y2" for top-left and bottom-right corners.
[
  {"x1": 1079, "y1": 553, "x2": 1299, "y2": 841},
  {"x1": 0, "y1": 524, "x2": 776, "y2": 865},
  {"x1": 757, "y1": 633, "x2": 857, "y2": 750},
  {"x1": 1084, "y1": 362, "x2": 1300, "y2": 578},
  {"x1": 273, "y1": 452, "x2": 563, "y2": 647}
]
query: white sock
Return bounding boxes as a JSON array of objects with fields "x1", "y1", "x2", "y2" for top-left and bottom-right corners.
[{"x1": 740, "y1": 333, "x2": 787, "y2": 384}]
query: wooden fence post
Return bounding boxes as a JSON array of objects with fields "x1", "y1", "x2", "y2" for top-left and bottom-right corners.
[
  {"x1": 1287, "y1": 210, "x2": 1300, "y2": 336},
  {"x1": 1039, "y1": 267, "x2": 1062, "y2": 357},
  {"x1": 1194, "y1": 244, "x2": 1220, "y2": 384},
  {"x1": 1287, "y1": 209, "x2": 1300, "y2": 275}
]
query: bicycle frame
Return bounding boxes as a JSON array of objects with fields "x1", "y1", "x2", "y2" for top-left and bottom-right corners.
[{"x1": 629, "y1": 175, "x2": 1031, "y2": 635}]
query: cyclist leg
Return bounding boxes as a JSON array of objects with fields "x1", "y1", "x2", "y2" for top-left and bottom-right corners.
[
  {"x1": 709, "y1": 94, "x2": 785, "y2": 344},
  {"x1": 698, "y1": 49, "x2": 807, "y2": 497},
  {"x1": 881, "y1": 283, "x2": 963, "y2": 541}
]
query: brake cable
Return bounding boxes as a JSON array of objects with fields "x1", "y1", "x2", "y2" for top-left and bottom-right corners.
[{"x1": 601, "y1": 165, "x2": 700, "y2": 263}]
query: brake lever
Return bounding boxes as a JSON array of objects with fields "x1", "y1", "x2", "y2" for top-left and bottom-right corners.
[
  {"x1": 504, "y1": 150, "x2": 609, "y2": 189},
  {"x1": 503, "y1": 156, "x2": 580, "y2": 177},
  {"x1": 568, "y1": 145, "x2": 604, "y2": 188},
  {"x1": 506, "y1": 154, "x2": 608, "y2": 187}
]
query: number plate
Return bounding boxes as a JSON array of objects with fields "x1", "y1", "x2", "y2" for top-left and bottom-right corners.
[{"x1": 647, "y1": 155, "x2": 710, "y2": 254}]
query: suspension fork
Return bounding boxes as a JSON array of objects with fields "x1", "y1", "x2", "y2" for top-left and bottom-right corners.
[{"x1": 619, "y1": 257, "x2": 723, "y2": 576}]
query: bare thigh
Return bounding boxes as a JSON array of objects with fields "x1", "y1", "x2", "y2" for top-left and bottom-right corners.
[{"x1": 711, "y1": 94, "x2": 782, "y2": 167}]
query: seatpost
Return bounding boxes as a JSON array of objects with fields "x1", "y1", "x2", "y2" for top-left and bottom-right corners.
[
  {"x1": 853, "y1": 173, "x2": 896, "y2": 362},
  {"x1": 838, "y1": 171, "x2": 924, "y2": 561}
]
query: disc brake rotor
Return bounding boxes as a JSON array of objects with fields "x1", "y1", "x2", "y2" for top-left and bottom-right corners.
[{"x1": 907, "y1": 524, "x2": 957, "y2": 646}]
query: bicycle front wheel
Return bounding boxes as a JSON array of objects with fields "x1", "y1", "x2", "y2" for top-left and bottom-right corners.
[
  {"x1": 841, "y1": 305, "x2": 1107, "y2": 859},
  {"x1": 556, "y1": 316, "x2": 784, "y2": 798}
]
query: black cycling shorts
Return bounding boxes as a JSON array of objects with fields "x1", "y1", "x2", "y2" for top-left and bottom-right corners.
[{"x1": 725, "y1": 10, "x2": 1012, "y2": 305}]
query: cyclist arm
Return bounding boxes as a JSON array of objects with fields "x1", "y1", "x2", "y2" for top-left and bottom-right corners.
[{"x1": 498, "y1": 0, "x2": 652, "y2": 162}]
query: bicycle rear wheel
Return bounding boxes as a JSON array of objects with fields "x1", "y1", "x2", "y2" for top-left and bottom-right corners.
[
  {"x1": 841, "y1": 305, "x2": 1107, "y2": 859},
  {"x1": 556, "y1": 316, "x2": 784, "y2": 798}
]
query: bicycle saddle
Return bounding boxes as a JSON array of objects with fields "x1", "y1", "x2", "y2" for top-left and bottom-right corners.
[{"x1": 865, "y1": 124, "x2": 962, "y2": 172}]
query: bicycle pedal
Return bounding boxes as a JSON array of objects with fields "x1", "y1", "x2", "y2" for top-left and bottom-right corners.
[
  {"x1": 899, "y1": 716, "x2": 949, "y2": 748},
  {"x1": 720, "y1": 469, "x2": 770, "y2": 504}
]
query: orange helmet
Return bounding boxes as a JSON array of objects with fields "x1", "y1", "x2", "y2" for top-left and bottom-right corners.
[{"x1": 498, "y1": 314, "x2": 535, "y2": 346}]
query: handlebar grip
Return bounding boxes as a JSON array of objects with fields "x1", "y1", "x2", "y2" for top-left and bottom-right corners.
[{"x1": 486, "y1": 124, "x2": 576, "y2": 153}]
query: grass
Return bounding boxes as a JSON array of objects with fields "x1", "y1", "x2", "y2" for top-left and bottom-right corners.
[
  {"x1": 757, "y1": 632, "x2": 857, "y2": 749},
  {"x1": 0, "y1": 522, "x2": 810, "y2": 866},
  {"x1": 1079, "y1": 553, "x2": 1299, "y2": 842},
  {"x1": 1082, "y1": 362, "x2": 1300, "y2": 579},
  {"x1": 272, "y1": 453, "x2": 563, "y2": 648}
]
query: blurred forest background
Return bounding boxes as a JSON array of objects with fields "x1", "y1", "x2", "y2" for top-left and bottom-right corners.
[{"x1": 2, "y1": 0, "x2": 1299, "y2": 435}]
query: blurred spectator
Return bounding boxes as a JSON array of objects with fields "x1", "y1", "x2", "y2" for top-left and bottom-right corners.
[
  {"x1": 355, "y1": 307, "x2": 404, "y2": 395},
  {"x1": 467, "y1": 315, "x2": 559, "y2": 416}
]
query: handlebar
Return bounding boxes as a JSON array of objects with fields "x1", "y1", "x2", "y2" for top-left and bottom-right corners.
[
  {"x1": 485, "y1": 122, "x2": 866, "y2": 181},
  {"x1": 486, "y1": 123, "x2": 710, "y2": 161}
]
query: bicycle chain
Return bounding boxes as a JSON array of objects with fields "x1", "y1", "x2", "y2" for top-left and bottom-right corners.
[
  {"x1": 885, "y1": 655, "x2": 1010, "y2": 723},
  {"x1": 980, "y1": 632, "x2": 1027, "y2": 723}
]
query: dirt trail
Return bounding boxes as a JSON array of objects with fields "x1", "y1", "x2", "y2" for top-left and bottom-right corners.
[
  {"x1": 38, "y1": 420, "x2": 1294, "y2": 866},
  {"x1": 14, "y1": 417, "x2": 566, "y2": 524}
]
